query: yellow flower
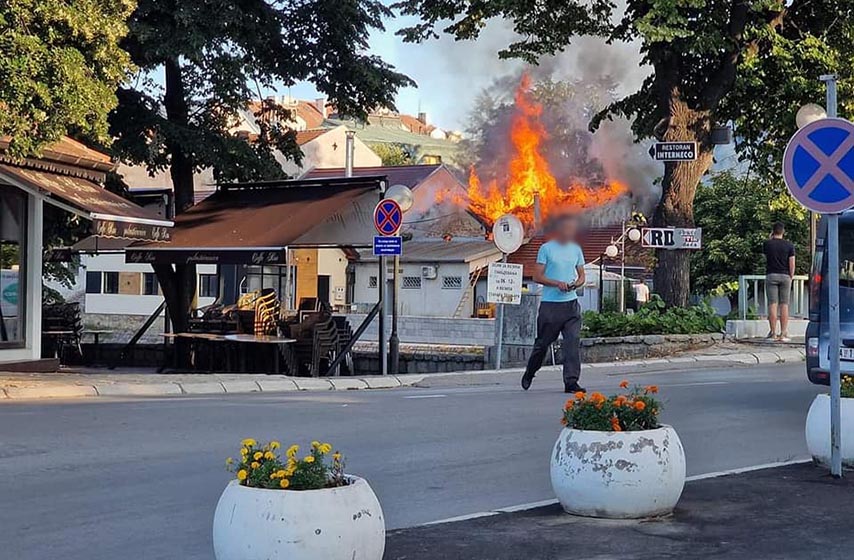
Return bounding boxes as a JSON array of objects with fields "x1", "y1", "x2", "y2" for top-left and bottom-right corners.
[
  {"x1": 225, "y1": 457, "x2": 234, "y2": 466},
  {"x1": 276, "y1": 470, "x2": 286, "y2": 478},
  {"x1": 285, "y1": 466, "x2": 296, "y2": 476},
  {"x1": 286, "y1": 445, "x2": 299, "y2": 458},
  {"x1": 240, "y1": 447, "x2": 249, "y2": 456},
  {"x1": 311, "y1": 440, "x2": 321, "y2": 449},
  {"x1": 319, "y1": 443, "x2": 333, "y2": 454},
  {"x1": 270, "y1": 441, "x2": 281, "y2": 450},
  {"x1": 304, "y1": 455, "x2": 315, "y2": 463},
  {"x1": 279, "y1": 478, "x2": 290, "y2": 489},
  {"x1": 251, "y1": 461, "x2": 260, "y2": 469},
  {"x1": 264, "y1": 451, "x2": 275, "y2": 460},
  {"x1": 253, "y1": 451, "x2": 263, "y2": 461},
  {"x1": 241, "y1": 438, "x2": 257, "y2": 448},
  {"x1": 270, "y1": 472, "x2": 280, "y2": 479},
  {"x1": 332, "y1": 452, "x2": 342, "y2": 462},
  {"x1": 237, "y1": 470, "x2": 247, "y2": 481}
]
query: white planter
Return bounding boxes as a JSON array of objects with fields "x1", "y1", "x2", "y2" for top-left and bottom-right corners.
[
  {"x1": 550, "y1": 425, "x2": 686, "y2": 519},
  {"x1": 213, "y1": 476, "x2": 385, "y2": 560},
  {"x1": 805, "y1": 394, "x2": 854, "y2": 467}
]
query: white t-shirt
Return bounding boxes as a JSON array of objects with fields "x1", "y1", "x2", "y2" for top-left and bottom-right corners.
[{"x1": 633, "y1": 283, "x2": 650, "y2": 303}]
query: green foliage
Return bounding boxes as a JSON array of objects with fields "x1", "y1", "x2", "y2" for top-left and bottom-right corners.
[
  {"x1": 0, "y1": 0, "x2": 135, "y2": 156},
  {"x1": 562, "y1": 382, "x2": 662, "y2": 432},
  {"x1": 843, "y1": 377, "x2": 854, "y2": 399},
  {"x1": 691, "y1": 171, "x2": 809, "y2": 294},
  {"x1": 370, "y1": 143, "x2": 416, "y2": 166},
  {"x1": 111, "y1": 0, "x2": 415, "y2": 190},
  {"x1": 227, "y1": 439, "x2": 346, "y2": 491},
  {"x1": 582, "y1": 295, "x2": 725, "y2": 337}
]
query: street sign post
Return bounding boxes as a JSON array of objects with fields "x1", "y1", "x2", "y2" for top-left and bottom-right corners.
[
  {"x1": 373, "y1": 236, "x2": 402, "y2": 256},
  {"x1": 491, "y1": 214, "x2": 525, "y2": 370},
  {"x1": 373, "y1": 199, "x2": 403, "y2": 236},
  {"x1": 487, "y1": 262, "x2": 524, "y2": 305},
  {"x1": 641, "y1": 227, "x2": 702, "y2": 250},
  {"x1": 652, "y1": 142, "x2": 697, "y2": 162},
  {"x1": 373, "y1": 198, "x2": 402, "y2": 377},
  {"x1": 783, "y1": 75, "x2": 849, "y2": 477}
]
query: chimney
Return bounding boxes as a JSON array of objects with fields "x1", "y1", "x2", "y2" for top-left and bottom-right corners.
[
  {"x1": 417, "y1": 112, "x2": 428, "y2": 125},
  {"x1": 315, "y1": 97, "x2": 327, "y2": 118},
  {"x1": 344, "y1": 130, "x2": 355, "y2": 177}
]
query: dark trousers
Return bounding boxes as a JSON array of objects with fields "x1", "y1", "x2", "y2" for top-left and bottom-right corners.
[{"x1": 524, "y1": 301, "x2": 582, "y2": 384}]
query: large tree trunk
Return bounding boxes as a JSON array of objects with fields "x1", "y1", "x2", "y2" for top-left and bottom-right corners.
[
  {"x1": 652, "y1": 94, "x2": 715, "y2": 307},
  {"x1": 156, "y1": 57, "x2": 197, "y2": 339}
]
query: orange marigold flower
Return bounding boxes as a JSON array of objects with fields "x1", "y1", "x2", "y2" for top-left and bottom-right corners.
[
  {"x1": 560, "y1": 416, "x2": 568, "y2": 426},
  {"x1": 590, "y1": 392, "x2": 606, "y2": 403},
  {"x1": 645, "y1": 385, "x2": 659, "y2": 394},
  {"x1": 610, "y1": 416, "x2": 622, "y2": 432},
  {"x1": 565, "y1": 399, "x2": 574, "y2": 409},
  {"x1": 634, "y1": 401, "x2": 646, "y2": 411},
  {"x1": 574, "y1": 391, "x2": 586, "y2": 400},
  {"x1": 619, "y1": 380, "x2": 629, "y2": 389}
]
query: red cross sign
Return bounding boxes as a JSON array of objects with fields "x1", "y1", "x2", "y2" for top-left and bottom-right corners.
[{"x1": 373, "y1": 198, "x2": 403, "y2": 236}]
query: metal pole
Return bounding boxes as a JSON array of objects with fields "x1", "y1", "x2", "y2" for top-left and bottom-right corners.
[
  {"x1": 389, "y1": 254, "x2": 400, "y2": 374},
  {"x1": 599, "y1": 255, "x2": 605, "y2": 312},
  {"x1": 283, "y1": 246, "x2": 291, "y2": 310},
  {"x1": 822, "y1": 73, "x2": 843, "y2": 478},
  {"x1": 620, "y1": 221, "x2": 626, "y2": 313},
  {"x1": 378, "y1": 256, "x2": 387, "y2": 375},
  {"x1": 494, "y1": 254, "x2": 507, "y2": 369}
]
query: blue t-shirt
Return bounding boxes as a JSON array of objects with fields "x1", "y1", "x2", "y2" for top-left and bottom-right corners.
[{"x1": 537, "y1": 240, "x2": 585, "y2": 302}]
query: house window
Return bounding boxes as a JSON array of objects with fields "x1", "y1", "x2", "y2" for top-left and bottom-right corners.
[
  {"x1": 368, "y1": 276, "x2": 377, "y2": 288},
  {"x1": 143, "y1": 273, "x2": 158, "y2": 295},
  {"x1": 199, "y1": 274, "x2": 219, "y2": 298},
  {"x1": 85, "y1": 271, "x2": 102, "y2": 294},
  {"x1": 402, "y1": 276, "x2": 422, "y2": 289},
  {"x1": 442, "y1": 276, "x2": 463, "y2": 289},
  {"x1": 0, "y1": 188, "x2": 27, "y2": 347},
  {"x1": 103, "y1": 272, "x2": 119, "y2": 294}
]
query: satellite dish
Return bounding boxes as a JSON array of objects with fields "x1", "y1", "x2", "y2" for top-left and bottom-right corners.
[
  {"x1": 493, "y1": 213, "x2": 524, "y2": 254},
  {"x1": 386, "y1": 184, "x2": 414, "y2": 212},
  {"x1": 796, "y1": 104, "x2": 827, "y2": 129}
]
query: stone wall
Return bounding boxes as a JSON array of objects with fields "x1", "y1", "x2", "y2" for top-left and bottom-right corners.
[
  {"x1": 82, "y1": 313, "x2": 166, "y2": 344},
  {"x1": 343, "y1": 314, "x2": 495, "y2": 347}
]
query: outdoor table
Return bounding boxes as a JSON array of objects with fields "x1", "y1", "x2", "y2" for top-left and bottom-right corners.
[
  {"x1": 224, "y1": 334, "x2": 297, "y2": 374},
  {"x1": 41, "y1": 330, "x2": 76, "y2": 360},
  {"x1": 83, "y1": 329, "x2": 113, "y2": 364}
]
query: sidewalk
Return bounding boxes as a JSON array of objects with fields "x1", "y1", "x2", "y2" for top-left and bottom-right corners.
[
  {"x1": 0, "y1": 343, "x2": 804, "y2": 400},
  {"x1": 385, "y1": 462, "x2": 853, "y2": 560}
]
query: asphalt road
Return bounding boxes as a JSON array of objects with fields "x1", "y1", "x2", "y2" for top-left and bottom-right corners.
[{"x1": 0, "y1": 363, "x2": 820, "y2": 560}]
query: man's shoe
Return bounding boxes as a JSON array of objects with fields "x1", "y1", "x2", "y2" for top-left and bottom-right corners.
[
  {"x1": 564, "y1": 383, "x2": 586, "y2": 394},
  {"x1": 521, "y1": 372, "x2": 534, "y2": 391}
]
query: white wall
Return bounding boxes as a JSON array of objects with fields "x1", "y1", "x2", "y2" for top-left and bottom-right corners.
[
  {"x1": 352, "y1": 261, "x2": 471, "y2": 318},
  {"x1": 82, "y1": 253, "x2": 217, "y2": 316},
  {"x1": 316, "y1": 248, "x2": 348, "y2": 307},
  {"x1": 282, "y1": 125, "x2": 381, "y2": 177}
]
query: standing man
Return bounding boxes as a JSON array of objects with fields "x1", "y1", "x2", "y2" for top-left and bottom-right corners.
[
  {"x1": 521, "y1": 214, "x2": 586, "y2": 393},
  {"x1": 763, "y1": 222, "x2": 796, "y2": 342},
  {"x1": 633, "y1": 278, "x2": 650, "y2": 310}
]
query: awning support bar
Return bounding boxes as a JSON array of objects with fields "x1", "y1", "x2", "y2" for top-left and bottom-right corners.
[{"x1": 326, "y1": 301, "x2": 381, "y2": 375}]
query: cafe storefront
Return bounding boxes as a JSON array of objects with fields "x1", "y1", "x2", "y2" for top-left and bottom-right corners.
[{"x1": 0, "y1": 137, "x2": 172, "y2": 368}]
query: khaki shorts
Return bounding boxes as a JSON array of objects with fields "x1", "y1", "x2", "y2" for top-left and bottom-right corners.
[{"x1": 766, "y1": 273, "x2": 792, "y2": 305}]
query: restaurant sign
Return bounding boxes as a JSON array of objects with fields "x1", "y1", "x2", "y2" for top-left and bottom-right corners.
[
  {"x1": 126, "y1": 248, "x2": 286, "y2": 265},
  {"x1": 94, "y1": 219, "x2": 172, "y2": 242}
]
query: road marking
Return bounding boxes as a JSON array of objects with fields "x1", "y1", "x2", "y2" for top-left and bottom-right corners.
[
  {"x1": 665, "y1": 381, "x2": 729, "y2": 388},
  {"x1": 415, "y1": 458, "x2": 812, "y2": 527},
  {"x1": 404, "y1": 394, "x2": 447, "y2": 399}
]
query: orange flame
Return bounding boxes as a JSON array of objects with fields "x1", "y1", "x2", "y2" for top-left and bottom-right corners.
[{"x1": 466, "y1": 74, "x2": 627, "y2": 227}]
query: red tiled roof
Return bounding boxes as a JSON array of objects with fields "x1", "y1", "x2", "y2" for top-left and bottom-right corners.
[
  {"x1": 295, "y1": 128, "x2": 329, "y2": 146},
  {"x1": 247, "y1": 99, "x2": 326, "y2": 129},
  {"x1": 0, "y1": 136, "x2": 113, "y2": 171},
  {"x1": 303, "y1": 164, "x2": 443, "y2": 188},
  {"x1": 508, "y1": 226, "x2": 653, "y2": 277},
  {"x1": 399, "y1": 114, "x2": 434, "y2": 135}
]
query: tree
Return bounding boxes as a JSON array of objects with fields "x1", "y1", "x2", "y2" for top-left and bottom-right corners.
[
  {"x1": 691, "y1": 171, "x2": 809, "y2": 296},
  {"x1": 370, "y1": 143, "x2": 417, "y2": 166},
  {"x1": 110, "y1": 0, "x2": 414, "y2": 334},
  {"x1": 0, "y1": 0, "x2": 135, "y2": 156},
  {"x1": 395, "y1": 0, "x2": 854, "y2": 306}
]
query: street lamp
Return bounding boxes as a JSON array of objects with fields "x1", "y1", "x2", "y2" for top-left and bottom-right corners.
[
  {"x1": 384, "y1": 184, "x2": 413, "y2": 375},
  {"x1": 796, "y1": 103, "x2": 827, "y2": 129}
]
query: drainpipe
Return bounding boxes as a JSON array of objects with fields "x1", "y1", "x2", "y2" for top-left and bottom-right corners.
[{"x1": 345, "y1": 130, "x2": 355, "y2": 178}]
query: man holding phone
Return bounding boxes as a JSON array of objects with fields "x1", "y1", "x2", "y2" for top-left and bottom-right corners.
[{"x1": 521, "y1": 213, "x2": 586, "y2": 393}]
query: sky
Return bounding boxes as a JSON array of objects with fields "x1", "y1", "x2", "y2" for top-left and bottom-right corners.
[{"x1": 284, "y1": 16, "x2": 528, "y2": 132}]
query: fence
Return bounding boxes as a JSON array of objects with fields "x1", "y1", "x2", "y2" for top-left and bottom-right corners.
[{"x1": 737, "y1": 275, "x2": 809, "y2": 319}]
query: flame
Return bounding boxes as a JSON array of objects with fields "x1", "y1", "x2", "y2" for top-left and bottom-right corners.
[{"x1": 465, "y1": 74, "x2": 627, "y2": 227}]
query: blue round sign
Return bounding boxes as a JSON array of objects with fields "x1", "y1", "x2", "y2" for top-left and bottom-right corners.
[
  {"x1": 373, "y1": 198, "x2": 402, "y2": 236},
  {"x1": 783, "y1": 117, "x2": 854, "y2": 213}
]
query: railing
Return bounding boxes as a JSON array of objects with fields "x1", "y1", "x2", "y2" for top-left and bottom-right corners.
[{"x1": 737, "y1": 275, "x2": 809, "y2": 319}]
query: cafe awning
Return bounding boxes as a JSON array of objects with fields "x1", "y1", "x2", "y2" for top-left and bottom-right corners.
[
  {"x1": 0, "y1": 163, "x2": 173, "y2": 241},
  {"x1": 125, "y1": 175, "x2": 385, "y2": 265}
]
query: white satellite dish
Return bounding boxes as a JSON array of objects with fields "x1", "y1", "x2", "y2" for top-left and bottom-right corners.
[
  {"x1": 492, "y1": 213, "x2": 524, "y2": 254},
  {"x1": 386, "y1": 184, "x2": 414, "y2": 212}
]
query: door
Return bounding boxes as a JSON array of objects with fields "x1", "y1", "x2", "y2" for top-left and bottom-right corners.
[{"x1": 317, "y1": 275, "x2": 330, "y2": 305}]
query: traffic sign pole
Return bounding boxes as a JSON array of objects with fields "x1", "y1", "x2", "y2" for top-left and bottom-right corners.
[
  {"x1": 494, "y1": 253, "x2": 507, "y2": 370},
  {"x1": 822, "y1": 73, "x2": 843, "y2": 478}
]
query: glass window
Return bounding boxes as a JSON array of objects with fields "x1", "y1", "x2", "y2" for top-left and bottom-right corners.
[
  {"x1": 0, "y1": 188, "x2": 26, "y2": 346},
  {"x1": 143, "y1": 273, "x2": 158, "y2": 295},
  {"x1": 199, "y1": 274, "x2": 219, "y2": 298},
  {"x1": 103, "y1": 272, "x2": 119, "y2": 294},
  {"x1": 85, "y1": 271, "x2": 102, "y2": 294}
]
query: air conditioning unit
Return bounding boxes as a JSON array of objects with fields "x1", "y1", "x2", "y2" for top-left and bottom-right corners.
[{"x1": 421, "y1": 266, "x2": 438, "y2": 279}]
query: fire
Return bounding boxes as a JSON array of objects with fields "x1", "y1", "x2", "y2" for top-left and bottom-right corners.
[{"x1": 465, "y1": 74, "x2": 627, "y2": 227}]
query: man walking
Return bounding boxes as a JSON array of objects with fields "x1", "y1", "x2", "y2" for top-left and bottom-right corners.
[
  {"x1": 763, "y1": 222, "x2": 796, "y2": 342},
  {"x1": 521, "y1": 214, "x2": 586, "y2": 393},
  {"x1": 633, "y1": 278, "x2": 650, "y2": 309}
]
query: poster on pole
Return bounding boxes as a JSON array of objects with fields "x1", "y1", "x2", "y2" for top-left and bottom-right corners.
[{"x1": 487, "y1": 262, "x2": 523, "y2": 305}]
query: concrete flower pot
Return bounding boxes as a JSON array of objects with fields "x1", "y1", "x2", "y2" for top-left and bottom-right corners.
[
  {"x1": 805, "y1": 394, "x2": 854, "y2": 467},
  {"x1": 212, "y1": 476, "x2": 385, "y2": 560},
  {"x1": 550, "y1": 425, "x2": 686, "y2": 519}
]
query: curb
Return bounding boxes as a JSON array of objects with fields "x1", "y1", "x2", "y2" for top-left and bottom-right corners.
[{"x1": 0, "y1": 348, "x2": 804, "y2": 401}]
